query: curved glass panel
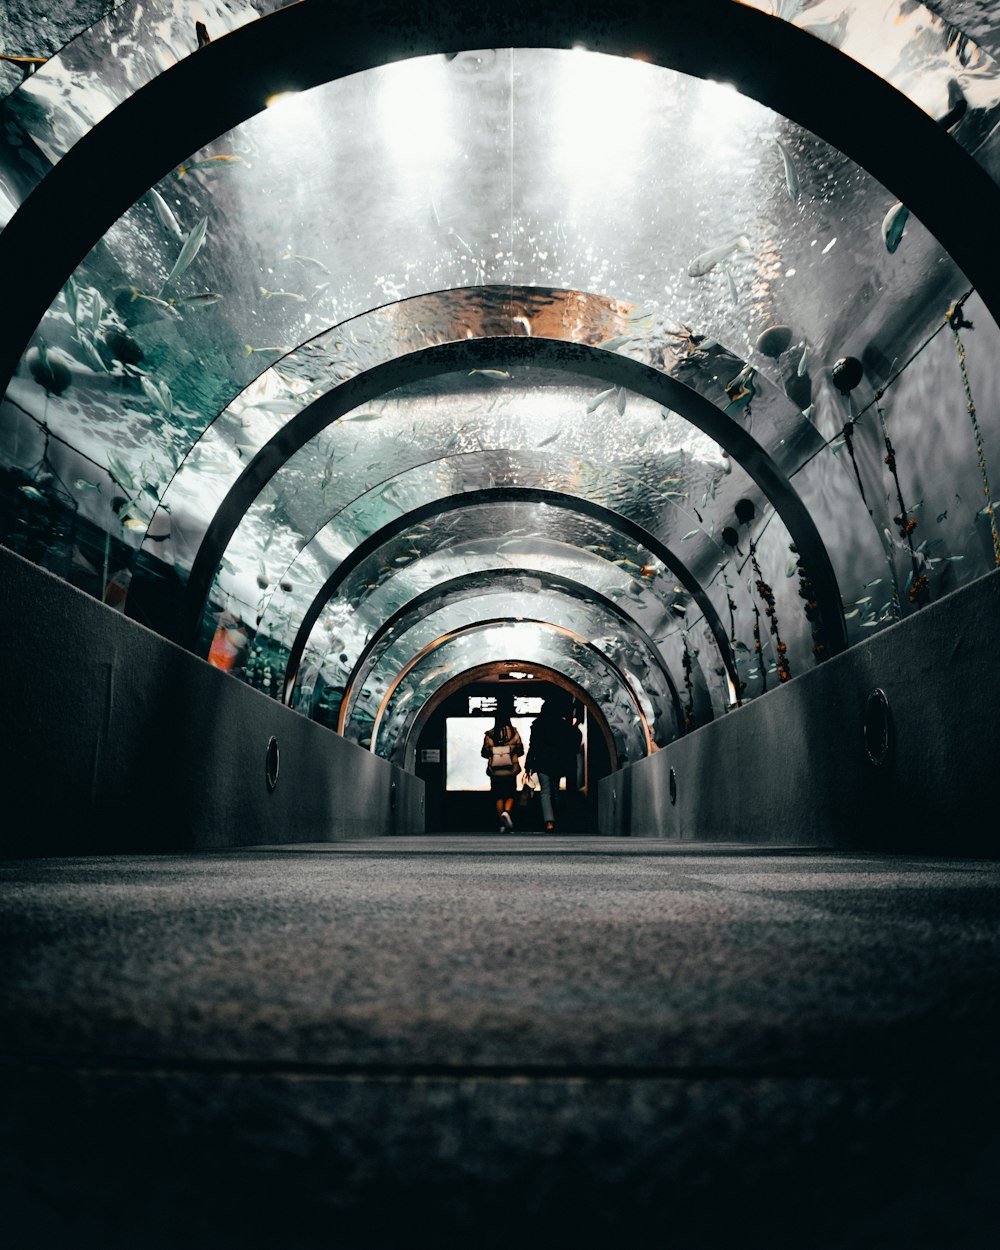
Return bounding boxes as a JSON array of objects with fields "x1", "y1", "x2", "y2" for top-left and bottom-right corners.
[
  {"x1": 235, "y1": 507, "x2": 730, "y2": 721},
  {"x1": 208, "y1": 380, "x2": 755, "y2": 632},
  {"x1": 372, "y1": 622, "x2": 652, "y2": 766},
  {"x1": 2, "y1": 24, "x2": 997, "y2": 761},
  {"x1": 140, "y1": 286, "x2": 816, "y2": 584},
  {"x1": 342, "y1": 590, "x2": 678, "y2": 749},
  {"x1": 0, "y1": 2, "x2": 271, "y2": 224},
  {"x1": 329, "y1": 571, "x2": 682, "y2": 732},
  {"x1": 743, "y1": 2, "x2": 1000, "y2": 166},
  {"x1": 6, "y1": 46, "x2": 996, "y2": 633}
]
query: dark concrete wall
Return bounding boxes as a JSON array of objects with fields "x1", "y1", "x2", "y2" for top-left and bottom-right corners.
[
  {"x1": 600, "y1": 567, "x2": 1000, "y2": 854},
  {"x1": 1, "y1": 546, "x2": 424, "y2": 856}
]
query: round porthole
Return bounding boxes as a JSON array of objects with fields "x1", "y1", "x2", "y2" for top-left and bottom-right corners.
[
  {"x1": 863, "y1": 689, "x2": 892, "y2": 767},
  {"x1": 265, "y1": 736, "x2": 280, "y2": 791},
  {"x1": 669, "y1": 767, "x2": 677, "y2": 806}
]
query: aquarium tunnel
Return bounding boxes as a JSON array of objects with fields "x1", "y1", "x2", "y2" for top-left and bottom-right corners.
[{"x1": 3, "y1": 0, "x2": 1000, "y2": 847}]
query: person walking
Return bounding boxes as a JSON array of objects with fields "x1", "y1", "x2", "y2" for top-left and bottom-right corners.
[
  {"x1": 481, "y1": 699, "x2": 524, "y2": 833},
  {"x1": 525, "y1": 698, "x2": 582, "y2": 832}
]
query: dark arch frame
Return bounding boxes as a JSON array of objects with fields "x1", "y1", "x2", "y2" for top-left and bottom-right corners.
[
  {"x1": 404, "y1": 659, "x2": 620, "y2": 776},
  {"x1": 330, "y1": 569, "x2": 685, "y2": 739},
  {"x1": 369, "y1": 618, "x2": 653, "y2": 761},
  {"x1": 278, "y1": 485, "x2": 737, "y2": 710},
  {"x1": 183, "y1": 336, "x2": 845, "y2": 667},
  {"x1": 3, "y1": 0, "x2": 1000, "y2": 404}
]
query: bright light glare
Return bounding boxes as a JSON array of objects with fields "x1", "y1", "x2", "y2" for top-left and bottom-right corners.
[
  {"x1": 687, "y1": 79, "x2": 768, "y2": 152},
  {"x1": 548, "y1": 51, "x2": 651, "y2": 195},
  {"x1": 376, "y1": 57, "x2": 459, "y2": 168},
  {"x1": 265, "y1": 90, "x2": 300, "y2": 110}
]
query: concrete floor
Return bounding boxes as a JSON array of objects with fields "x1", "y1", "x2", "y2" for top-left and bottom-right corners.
[{"x1": 2, "y1": 839, "x2": 999, "y2": 1248}]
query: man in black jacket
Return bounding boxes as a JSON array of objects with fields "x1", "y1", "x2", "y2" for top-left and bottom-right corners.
[{"x1": 525, "y1": 699, "x2": 582, "y2": 832}]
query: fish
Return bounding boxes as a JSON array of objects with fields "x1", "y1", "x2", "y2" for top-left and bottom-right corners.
[
  {"x1": 159, "y1": 216, "x2": 208, "y2": 295},
  {"x1": 688, "y1": 235, "x2": 750, "y2": 277},
  {"x1": 74, "y1": 478, "x2": 101, "y2": 492},
  {"x1": 682, "y1": 530, "x2": 699, "y2": 540},
  {"x1": 419, "y1": 665, "x2": 452, "y2": 687},
  {"x1": 936, "y1": 510, "x2": 948, "y2": 522},
  {"x1": 149, "y1": 188, "x2": 184, "y2": 239},
  {"x1": 586, "y1": 386, "x2": 616, "y2": 414},
  {"x1": 19, "y1": 484, "x2": 44, "y2": 500},
  {"x1": 615, "y1": 387, "x2": 627, "y2": 416},
  {"x1": 281, "y1": 251, "x2": 331, "y2": 274},
  {"x1": 797, "y1": 341, "x2": 810, "y2": 376},
  {"x1": 88, "y1": 290, "x2": 105, "y2": 334},
  {"x1": 881, "y1": 202, "x2": 909, "y2": 254},
  {"x1": 174, "y1": 292, "x2": 223, "y2": 305},
  {"x1": 536, "y1": 431, "x2": 561, "y2": 447},
  {"x1": 774, "y1": 138, "x2": 800, "y2": 201},
  {"x1": 130, "y1": 288, "x2": 183, "y2": 319},
  {"x1": 259, "y1": 287, "x2": 306, "y2": 301},
  {"x1": 248, "y1": 399, "x2": 297, "y2": 413},
  {"x1": 468, "y1": 369, "x2": 510, "y2": 380},
  {"x1": 140, "y1": 376, "x2": 172, "y2": 413},
  {"x1": 177, "y1": 155, "x2": 242, "y2": 176},
  {"x1": 122, "y1": 518, "x2": 146, "y2": 531}
]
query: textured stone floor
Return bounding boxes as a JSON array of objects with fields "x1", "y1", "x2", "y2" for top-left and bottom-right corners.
[{"x1": 2, "y1": 840, "x2": 999, "y2": 1248}]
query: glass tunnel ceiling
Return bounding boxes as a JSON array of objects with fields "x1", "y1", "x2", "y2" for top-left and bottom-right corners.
[
  {"x1": 203, "y1": 374, "x2": 803, "y2": 678},
  {"x1": 319, "y1": 574, "x2": 684, "y2": 740},
  {"x1": 278, "y1": 511, "x2": 720, "y2": 745},
  {"x1": 3, "y1": 0, "x2": 1000, "y2": 764},
  {"x1": 370, "y1": 621, "x2": 653, "y2": 767},
  {"x1": 341, "y1": 592, "x2": 669, "y2": 755}
]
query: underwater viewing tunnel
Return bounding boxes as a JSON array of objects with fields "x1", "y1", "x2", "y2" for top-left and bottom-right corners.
[
  {"x1": 2, "y1": 0, "x2": 999, "y2": 842},
  {"x1": 4, "y1": 4, "x2": 1000, "y2": 1248}
]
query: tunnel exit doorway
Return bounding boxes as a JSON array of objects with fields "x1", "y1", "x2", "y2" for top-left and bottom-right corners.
[{"x1": 413, "y1": 675, "x2": 613, "y2": 833}]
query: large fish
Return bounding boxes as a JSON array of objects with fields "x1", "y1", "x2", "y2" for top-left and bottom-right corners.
[{"x1": 688, "y1": 235, "x2": 750, "y2": 277}]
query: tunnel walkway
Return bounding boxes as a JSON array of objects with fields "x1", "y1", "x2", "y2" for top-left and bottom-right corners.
[{"x1": 2, "y1": 842, "x2": 999, "y2": 1248}]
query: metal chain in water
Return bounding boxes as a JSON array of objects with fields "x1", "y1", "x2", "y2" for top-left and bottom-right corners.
[
  {"x1": 873, "y1": 394, "x2": 928, "y2": 605},
  {"x1": 948, "y1": 300, "x2": 1000, "y2": 567},
  {"x1": 750, "y1": 544, "x2": 790, "y2": 683},
  {"x1": 841, "y1": 391, "x2": 872, "y2": 515}
]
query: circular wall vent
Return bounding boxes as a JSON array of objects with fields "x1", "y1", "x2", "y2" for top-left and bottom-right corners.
[
  {"x1": 265, "y1": 736, "x2": 280, "y2": 791},
  {"x1": 863, "y1": 689, "x2": 892, "y2": 767}
]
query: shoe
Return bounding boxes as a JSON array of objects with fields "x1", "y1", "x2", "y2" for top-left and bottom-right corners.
[{"x1": 501, "y1": 812, "x2": 514, "y2": 831}]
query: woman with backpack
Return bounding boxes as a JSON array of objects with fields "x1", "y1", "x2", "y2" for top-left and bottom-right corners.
[{"x1": 481, "y1": 699, "x2": 524, "y2": 833}]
